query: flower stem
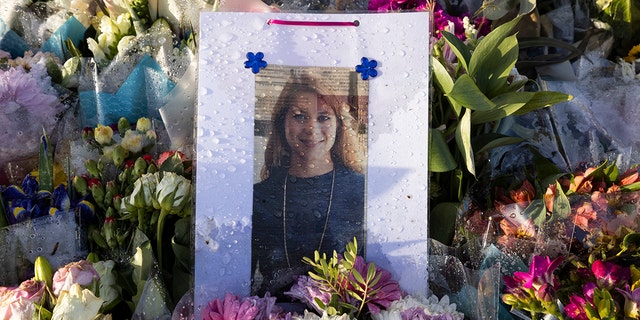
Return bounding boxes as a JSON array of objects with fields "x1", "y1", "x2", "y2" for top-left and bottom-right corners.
[{"x1": 157, "y1": 209, "x2": 170, "y2": 268}]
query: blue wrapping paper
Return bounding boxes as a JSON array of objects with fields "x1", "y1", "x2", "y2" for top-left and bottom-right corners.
[
  {"x1": 40, "y1": 16, "x2": 86, "y2": 60},
  {"x1": 79, "y1": 54, "x2": 176, "y2": 127},
  {"x1": 0, "y1": 18, "x2": 29, "y2": 58}
]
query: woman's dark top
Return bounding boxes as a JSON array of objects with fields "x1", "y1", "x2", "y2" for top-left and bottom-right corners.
[{"x1": 251, "y1": 164, "x2": 365, "y2": 297}]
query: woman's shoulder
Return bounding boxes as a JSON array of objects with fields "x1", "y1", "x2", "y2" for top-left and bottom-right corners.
[{"x1": 335, "y1": 165, "x2": 364, "y2": 183}]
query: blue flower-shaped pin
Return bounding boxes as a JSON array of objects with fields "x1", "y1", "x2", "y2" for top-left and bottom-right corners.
[
  {"x1": 355, "y1": 57, "x2": 378, "y2": 80},
  {"x1": 245, "y1": 52, "x2": 268, "y2": 74}
]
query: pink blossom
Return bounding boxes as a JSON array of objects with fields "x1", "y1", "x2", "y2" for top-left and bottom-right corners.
[
  {"x1": 368, "y1": 0, "x2": 427, "y2": 11},
  {"x1": 202, "y1": 293, "x2": 281, "y2": 320},
  {"x1": 285, "y1": 275, "x2": 331, "y2": 313},
  {"x1": 52, "y1": 260, "x2": 100, "y2": 296},
  {"x1": 349, "y1": 256, "x2": 402, "y2": 314},
  {"x1": 12, "y1": 279, "x2": 45, "y2": 303},
  {"x1": 0, "y1": 67, "x2": 59, "y2": 114},
  {"x1": 564, "y1": 295, "x2": 591, "y2": 320},
  {"x1": 591, "y1": 260, "x2": 629, "y2": 290},
  {"x1": 217, "y1": 0, "x2": 279, "y2": 12}
]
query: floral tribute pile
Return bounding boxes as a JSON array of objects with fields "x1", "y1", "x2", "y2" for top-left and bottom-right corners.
[
  {"x1": 200, "y1": 239, "x2": 464, "y2": 320},
  {"x1": 457, "y1": 160, "x2": 640, "y2": 319},
  {"x1": 0, "y1": 117, "x2": 192, "y2": 319}
]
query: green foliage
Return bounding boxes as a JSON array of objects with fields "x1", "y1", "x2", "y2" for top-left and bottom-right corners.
[
  {"x1": 596, "y1": 0, "x2": 640, "y2": 59},
  {"x1": 302, "y1": 238, "x2": 383, "y2": 319},
  {"x1": 430, "y1": 15, "x2": 573, "y2": 245},
  {"x1": 38, "y1": 130, "x2": 54, "y2": 193}
]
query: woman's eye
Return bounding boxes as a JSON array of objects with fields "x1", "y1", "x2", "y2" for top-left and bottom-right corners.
[
  {"x1": 318, "y1": 115, "x2": 331, "y2": 122},
  {"x1": 292, "y1": 113, "x2": 307, "y2": 121}
]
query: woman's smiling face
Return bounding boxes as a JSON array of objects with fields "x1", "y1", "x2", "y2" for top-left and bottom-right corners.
[{"x1": 284, "y1": 90, "x2": 337, "y2": 168}]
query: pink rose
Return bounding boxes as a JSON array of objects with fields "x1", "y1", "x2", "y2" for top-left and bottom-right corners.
[
  {"x1": 52, "y1": 260, "x2": 100, "y2": 296},
  {"x1": 12, "y1": 279, "x2": 45, "y2": 303}
]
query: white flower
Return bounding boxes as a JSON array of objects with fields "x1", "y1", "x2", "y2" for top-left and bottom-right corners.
[
  {"x1": 54, "y1": 0, "x2": 93, "y2": 27},
  {"x1": 51, "y1": 284, "x2": 103, "y2": 320},
  {"x1": 371, "y1": 294, "x2": 464, "y2": 320},
  {"x1": 92, "y1": 260, "x2": 120, "y2": 308},
  {"x1": 129, "y1": 173, "x2": 158, "y2": 209},
  {"x1": 121, "y1": 130, "x2": 145, "y2": 154},
  {"x1": 155, "y1": 172, "x2": 191, "y2": 213},
  {"x1": 290, "y1": 310, "x2": 351, "y2": 320}
]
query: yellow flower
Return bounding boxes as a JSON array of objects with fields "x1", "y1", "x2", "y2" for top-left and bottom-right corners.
[
  {"x1": 94, "y1": 124, "x2": 114, "y2": 146},
  {"x1": 625, "y1": 44, "x2": 640, "y2": 63}
]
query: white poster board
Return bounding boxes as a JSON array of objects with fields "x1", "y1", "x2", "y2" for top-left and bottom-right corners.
[{"x1": 196, "y1": 11, "x2": 430, "y2": 312}]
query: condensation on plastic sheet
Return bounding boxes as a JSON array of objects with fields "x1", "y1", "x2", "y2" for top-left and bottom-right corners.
[{"x1": 0, "y1": 211, "x2": 86, "y2": 285}]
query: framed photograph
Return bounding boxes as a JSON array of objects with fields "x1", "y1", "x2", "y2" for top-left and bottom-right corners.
[{"x1": 196, "y1": 11, "x2": 430, "y2": 312}]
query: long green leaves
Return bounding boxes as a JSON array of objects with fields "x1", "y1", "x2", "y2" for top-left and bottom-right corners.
[{"x1": 430, "y1": 15, "x2": 573, "y2": 178}]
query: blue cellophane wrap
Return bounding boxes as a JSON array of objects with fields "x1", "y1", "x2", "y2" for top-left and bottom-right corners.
[
  {"x1": 40, "y1": 16, "x2": 86, "y2": 60},
  {"x1": 79, "y1": 54, "x2": 176, "y2": 127}
]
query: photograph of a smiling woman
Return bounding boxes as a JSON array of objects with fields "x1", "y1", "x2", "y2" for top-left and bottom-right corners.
[{"x1": 251, "y1": 66, "x2": 368, "y2": 297}]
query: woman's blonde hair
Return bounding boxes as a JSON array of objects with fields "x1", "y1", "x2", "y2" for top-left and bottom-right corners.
[{"x1": 260, "y1": 70, "x2": 364, "y2": 180}]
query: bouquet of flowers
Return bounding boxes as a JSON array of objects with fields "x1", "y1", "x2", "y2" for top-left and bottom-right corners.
[
  {"x1": 197, "y1": 239, "x2": 465, "y2": 320},
  {"x1": 0, "y1": 254, "x2": 118, "y2": 319},
  {"x1": 455, "y1": 159, "x2": 640, "y2": 319}
]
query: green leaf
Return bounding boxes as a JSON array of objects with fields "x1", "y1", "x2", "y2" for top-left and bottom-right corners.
[
  {"x1": 512, "y1": 91, "x2": 573, "y2": 116},
  {"x1": 38, "y1": 130, "x2": 54, "y2": 193},
  {"x1": 551, "y1": 181, "x2": 570, "y2": 220},
  {"x1": 441, "y1": 31, "x2": 471, "y2": 72},
  {"x1": 518, "y1": 0, "x2": 536, "y2": 16},
  {"x1": 469, "y1": 17, "x2": 522, "y2": 97},
  {"x1": 603, "y1": 161, "x2": 619, "y2": 184},
  {"x1": 621, "y1": 181, "x2": 640, "y2": 192},
  {"x1": 471, "y1": 91, "x2": 535, "y2": 124},
  {"x1": 429, "y1": 128, "x2": 457, "y2": 172},
  {"x1": 429, "y1": 202, "x2": 459, "y2": 245},
  {"x1": 472, "y1": 133, "x2": 524, "y2": 154},
  {"x1": 523, "y1": 199, "x2": 547, "y2": 227},
  {"x1": 476, "y1": 0, "x2": 513, "y2": 20},
  {"x1": 158, "y1": 152, "x2": 185, "y2": 176},
  {"x1": 448, "y1": 74, "x2": 496, "y2": 111},
  {"x1": 455, "y1": 109, "x2": 475, "y2": 177},
  {"x1": 431, "y1": 56, "x2": 462, "y2": 117},
  {"x1": 599, "y1": 0, "x2": 640, "y2": 57}
]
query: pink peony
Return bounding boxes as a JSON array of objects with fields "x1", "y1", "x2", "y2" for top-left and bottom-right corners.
[{"x1": 52, "y1": 260, "x2": 100, "y2": 296}]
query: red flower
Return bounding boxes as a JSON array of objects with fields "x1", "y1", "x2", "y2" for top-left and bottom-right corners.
[{"x1": 156, "y1": 150, "x2": 185, "y2": 167}]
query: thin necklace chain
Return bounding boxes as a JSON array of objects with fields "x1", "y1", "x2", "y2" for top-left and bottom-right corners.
[{"x1": 283, "y1": 169, "x2": 336, "y2": 268}]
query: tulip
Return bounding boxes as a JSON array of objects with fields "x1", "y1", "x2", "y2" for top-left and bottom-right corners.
[{"x1": 51, "y1": 284, "x2": 103, "y2": 320}]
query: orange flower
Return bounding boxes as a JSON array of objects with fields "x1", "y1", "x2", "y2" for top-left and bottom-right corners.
[
  {"x1": 544, "y1": 184, "x2": 556, "y2": 212},
  {"x1": 573, "y1": 201, "x2": 597, "y2": 230},
  {"x1": 619, "y1": 169, "x2": 640, "y2": 186},
  {"x1": 509, "y1": 180, "x2": 536, "y2": 207}
]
